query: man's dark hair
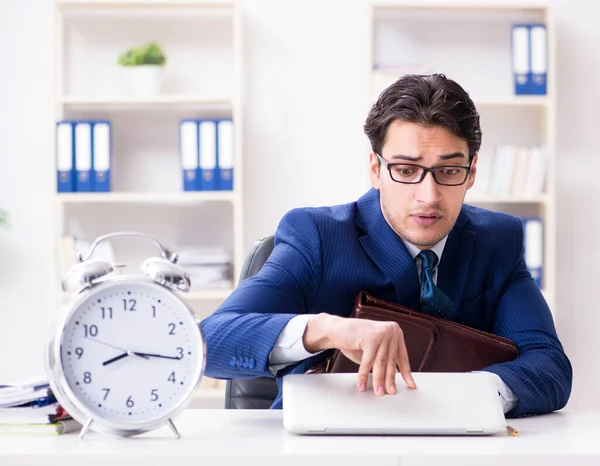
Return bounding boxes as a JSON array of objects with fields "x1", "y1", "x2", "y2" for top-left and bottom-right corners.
[{"x1": 364, "y1": 74, "x2": 482, "y2": 162}]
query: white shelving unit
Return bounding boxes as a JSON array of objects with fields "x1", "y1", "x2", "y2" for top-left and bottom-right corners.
[
  {"x1": 367, "y1": 2, "x2": 556, "y2": 314},
  {"x1": 53, "y1": 0, "x2": 243, "y2": 407}
]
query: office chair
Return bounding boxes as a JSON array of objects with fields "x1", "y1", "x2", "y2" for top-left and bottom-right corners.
[{"x1": 224, "y1": 235, "x2": 279, "y2": 409}]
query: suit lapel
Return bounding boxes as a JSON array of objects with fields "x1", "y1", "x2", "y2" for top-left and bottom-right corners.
[
  {"x1": 437, "y1": 210, "x2": 475, "y2": 317},
  {"x1": 356, "y1": 190, "x2": 420, "y2": 309}
]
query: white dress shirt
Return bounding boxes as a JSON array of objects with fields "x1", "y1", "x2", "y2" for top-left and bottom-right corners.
[{"x1": 268, "y1": 236, "x2": 519, "y2": 414}]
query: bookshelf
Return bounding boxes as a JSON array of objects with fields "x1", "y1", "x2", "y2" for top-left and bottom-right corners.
[
  {"x1": 53, "y1": 0, "x2": 243, "y2": 407},
  {"x1": 367, "y1": 2, "x2": 556, "y2": 315}
]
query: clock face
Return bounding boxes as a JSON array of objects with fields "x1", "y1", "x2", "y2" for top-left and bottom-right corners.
[{"x1": 58, "y1": 280, "x2": 203, "y2": 426}]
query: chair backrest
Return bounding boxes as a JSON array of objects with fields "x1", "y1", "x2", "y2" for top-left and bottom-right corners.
[{"x1": 224, "y1": 236, "x2": 279, "y2": 409}]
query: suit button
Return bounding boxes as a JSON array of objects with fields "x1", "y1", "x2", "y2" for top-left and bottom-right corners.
[
  {"x1": 243, "y1": 357, "x2": 249, "y2": 368},
  {"x1": 249, "y1": 358, "x2": 256, "y2": 369},
  {"x1": 229, "y1": 356, "x2": 236, "y2": 367},
  {"x1": 236, "y1": 356, "x2": 243, "y2": 367}
]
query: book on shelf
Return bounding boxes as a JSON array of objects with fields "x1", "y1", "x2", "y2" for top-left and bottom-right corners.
[
  {"x1": 469, "y1": 145, "x2": 547, "y2": 198},
  {"x1": 179, "y1": 118, "x2": 235, "y2": 192},
  {"x1": 177, "y1": 246, "x2": 233, "y2": 290},
  {"x1": 511, "y1": 23, "x2": 547, "y2": 96},
  {"x1": 56, "y1": 119, "x2": 112, "y2": 194},
  {"x1": 522, "y1": 217, "x2": 543, "y2": 289}
]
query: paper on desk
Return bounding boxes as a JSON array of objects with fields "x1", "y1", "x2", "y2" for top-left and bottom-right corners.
[{"x1": 0, "y1": 378, "x2": 51, "y2": 408}]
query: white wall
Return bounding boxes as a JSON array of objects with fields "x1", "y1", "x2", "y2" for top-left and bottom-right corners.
[
  {"x1": 0, "y1": 0, "x2": 56, "y2": 379},
  {"x1": 0, "y1": 0, "x2": 598, "y2": 410}
]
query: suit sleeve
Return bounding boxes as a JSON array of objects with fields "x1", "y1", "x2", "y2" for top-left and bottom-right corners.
[
  {"x1": 483, "y1": 217, "x2": 572, "y2": 417},
  {"x1": 200, "y1": 208, "x2": 322, "y2": 379}
]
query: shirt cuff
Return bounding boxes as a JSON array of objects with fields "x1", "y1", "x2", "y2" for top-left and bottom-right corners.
[
  {"x1": 476, "y1": 371, "x2": 519, "y2": 414},
  {"x1": 268, "y1": 314, "x2": 324, "y2": 375}
]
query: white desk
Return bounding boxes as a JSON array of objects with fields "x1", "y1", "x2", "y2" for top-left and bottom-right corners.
[{"x1": 1, "y1": 409, "x2": 599, "y2": 466}]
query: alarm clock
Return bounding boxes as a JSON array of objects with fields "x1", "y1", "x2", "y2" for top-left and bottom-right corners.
[{"x1": 46, "y1": 232, "x2": 206, "y2": 439}]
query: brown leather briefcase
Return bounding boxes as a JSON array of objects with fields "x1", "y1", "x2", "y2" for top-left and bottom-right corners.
[{"x1": 309, "y1": 291, "x2": 518, "y2": 374}]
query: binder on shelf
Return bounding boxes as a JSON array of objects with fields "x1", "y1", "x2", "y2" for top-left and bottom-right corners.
[
  {"x1": 489, "y1": 145, "x2": 514, "y2": 195},
  {"x1": 524, "y1": 146, "x2": 547, "y2": 195},
  {"x1": 56, "y1": 121, "x2": 75, "y2": 193},
  {"x1": 217, "y1": 119, "x2": 234, "y2": 191},
  {"x1": 522, "y1": 217, "x2": 543, "y2": 288},
  {"x1": 510, "y1": 147, "x2": 532, "y2": 196},
  {"x1": 179, "y1": 119, "x2": 199, "y2": 192},
  {"x1": 530, "y1": 24, "x2": 548, "y2": 95},
  {"x1": 511, "y1": 24, "x2": 530, "y2": 95},
  {"x1": 92, "y1": 121, "x2": 111, "y2": 192},
  {"x1": 74, "y1": 121, "x2": 93, "y2": 192},
  {"x1": 499, "y1": 145, "x2": 516, "y2": 195},
  {"x1": 198, "y1": 120, "x2": 218, "y2": 191}
]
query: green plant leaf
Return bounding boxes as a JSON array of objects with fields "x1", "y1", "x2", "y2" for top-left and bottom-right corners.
[{"x1": 118, "y1": 42, "x2": 166, "y2": 67}]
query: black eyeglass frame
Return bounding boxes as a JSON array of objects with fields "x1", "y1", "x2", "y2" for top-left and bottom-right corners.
[{"x1": 375, "y1": 153, "x2": 473, "y2": 186}]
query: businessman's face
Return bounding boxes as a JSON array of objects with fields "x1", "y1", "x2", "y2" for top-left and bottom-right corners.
[{"x1": 369, "y1": 121, "x2": 478, "y2": 249}]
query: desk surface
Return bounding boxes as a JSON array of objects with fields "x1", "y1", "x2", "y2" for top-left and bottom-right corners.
[{"x1": 1, "y1": 409, "x2": 599, "y2": 466}]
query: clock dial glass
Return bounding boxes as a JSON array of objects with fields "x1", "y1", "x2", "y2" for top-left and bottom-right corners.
[{"x1": 59, "y1": 281, "x2": 203, "y2": 424}]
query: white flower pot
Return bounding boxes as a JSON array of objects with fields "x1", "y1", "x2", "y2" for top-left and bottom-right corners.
[{"x1": 124, "y1": 65, "x2": 164, "y2": 96}]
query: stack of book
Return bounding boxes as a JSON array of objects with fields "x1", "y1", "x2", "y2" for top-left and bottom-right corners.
[
  {"x1": 0, "y1": 379, "x2": 79, "y2": 435},
  {"x1": 176, "y1": 246, "x2": 233, "y2": 290}
]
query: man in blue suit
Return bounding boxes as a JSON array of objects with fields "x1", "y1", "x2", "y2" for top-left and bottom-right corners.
[{"x1": 201, "y1": 74, "x2": 572, "y2": 417}]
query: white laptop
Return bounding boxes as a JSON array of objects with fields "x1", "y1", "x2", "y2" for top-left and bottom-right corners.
[{"x1": 282, "y1": 372, "x2": 506, "y2": 436}]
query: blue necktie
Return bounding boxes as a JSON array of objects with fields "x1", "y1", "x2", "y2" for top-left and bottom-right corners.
[{"x1": 418, "y1": 250, "x2": 454, "y2": 320}]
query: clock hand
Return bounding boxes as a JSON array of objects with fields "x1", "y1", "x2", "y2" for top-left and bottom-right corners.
[
  {"x1": 134, "y1": 352, "x2": 183, "y2": 361},
  {"x1": 84, "y1": 338, "x2": 150, "y2": 361},
  {"x1": 83, "y1": 336, "x2": 128, "y2": 353},
  {"x1": 102, "y1": 353, "x2": 128, "y2": 366},
  {"x1": 102, "y1": 350, "x2": 150, "y2": 366}
]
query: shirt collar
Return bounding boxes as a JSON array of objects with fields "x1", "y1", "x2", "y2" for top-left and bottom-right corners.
[{"x1": 401, "y1": 236, "x2": 448, "y2": 265}]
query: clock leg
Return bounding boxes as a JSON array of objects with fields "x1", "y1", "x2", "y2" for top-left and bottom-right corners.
[
  {"x1": 78, "y1": 419, "x2": 93, "y2": 439},
  {"x1": 167, "y1": 418, "x2": 181, "y2": 439}
]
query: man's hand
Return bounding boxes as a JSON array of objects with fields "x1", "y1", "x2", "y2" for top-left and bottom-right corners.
[{"x1": 303, "y1": 314, "x2": 416, "y2": 396}]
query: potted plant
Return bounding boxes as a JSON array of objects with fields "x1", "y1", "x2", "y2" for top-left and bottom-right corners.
[{"x1": 118, "y1": 42, "x2": 167, "y2": 96}]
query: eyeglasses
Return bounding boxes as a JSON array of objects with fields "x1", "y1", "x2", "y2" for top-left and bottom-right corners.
[{"x1": 376, "y1": 153, "x2": 472, "y2": 186}]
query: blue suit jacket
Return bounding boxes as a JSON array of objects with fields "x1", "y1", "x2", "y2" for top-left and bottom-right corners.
[{"x1": 201, "y1": 189, "x2": 572, "y2": 417}]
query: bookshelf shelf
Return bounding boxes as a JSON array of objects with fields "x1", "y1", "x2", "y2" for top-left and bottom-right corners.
[
  {"x1": 371, "y1": 2, "x2": 550, "y2": 12},
  {"x1": 473, "y1": 96, "x2": 550, "y2": 107},
  {"x1": 58, "y1": 95, "x2": 233, "y2": 110},
  {"x1": 465, "y1": 193, "x2": 548, "y2": 204},
  {"x1": 57, "y1": 191, "x2": 236, "y2": 205},
  {"x1": 56, "y1": 0, "x2": 235, "y2": 10}
]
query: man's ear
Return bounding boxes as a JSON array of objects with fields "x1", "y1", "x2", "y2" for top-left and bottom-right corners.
[
  {"x1": 369, "y1": 152, "x2": 381, "y2": 190},
  {"x1": 466, "y1": 153, "x2": 478, "y2": 190}
]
